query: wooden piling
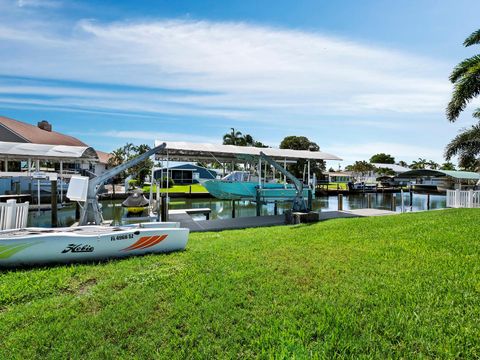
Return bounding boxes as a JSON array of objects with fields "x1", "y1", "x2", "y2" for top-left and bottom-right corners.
[
  {"x1": 391, "y1": 194, "x2": 396, "y2": 212},
  {"x1": 307, "y1": 189, "x2": 313, "y2": 211},
  {"x1": 231, "y1": 200, "x2": 236, "y2": 218},
  {"x1": 256, "y1": 190, "x2": 261, "y2": 216},
  {"x1": 274, "y1": 201, "x2": 278, "y2": 215},
  {"x1": 161, "y1": 194, "x2": 168, "y2": 221},
  {"x1": 367, "y1": 193, "x2": 372, "y2": 209},
  {"x1": 338, "y1": 194, "x2": 343, "y2": 211},
  {"x1": 51, "y1": 179, "x2": 58, "y2": 227},
  {"x1": 427, "y1": 193, "x2": 430, "y2": 210}
]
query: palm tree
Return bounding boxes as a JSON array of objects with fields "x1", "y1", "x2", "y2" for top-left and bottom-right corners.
[
  {"x1": 107, "y1": 148, "x2": 125, "y2": 195},
  {"x1": 445, "y1": 124, "x2": 480, "y2": 171},
  {"x1": 447, "y1": 29, "x2": 480, "y2": 121},
  {"x1": 426, "y1": 160, "x2": 439, "y2": 170},
  {"x1": 410, "y1": 158, "x2": 427, "y2": 170},
  {"x1": 223, "y1": 128, "x2": 244, "y2": 145},
  {"x1": 397, "y1": 160, "x2": 409, "y2": 168}
]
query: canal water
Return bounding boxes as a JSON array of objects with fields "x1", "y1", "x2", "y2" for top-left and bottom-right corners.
[{"x1": 27, "y1": 192, "x2": 447, "y2": 227}]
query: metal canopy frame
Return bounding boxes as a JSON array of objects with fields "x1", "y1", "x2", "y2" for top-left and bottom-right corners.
[{"x1": 153, "y1": 140, "x2": 342, "y2": 163}]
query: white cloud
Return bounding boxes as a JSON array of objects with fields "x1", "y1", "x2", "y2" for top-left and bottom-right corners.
[
  {"x1": 0, "y1": 11, "x2": 451, "y2": 121},
  {"x1": 0, "y1": 4, "x2": 462, "y2": 160}
]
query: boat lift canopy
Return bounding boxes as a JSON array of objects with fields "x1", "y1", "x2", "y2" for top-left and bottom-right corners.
[
  {"x1": 153, "y1": 140, "x2": 342, "y2": 162},
  {"x1": 0, "y1": 141, "x2": 98, "y2": 162},
  {"x1": 397, "y1": 169, "x2": 480, "y2": 180}
]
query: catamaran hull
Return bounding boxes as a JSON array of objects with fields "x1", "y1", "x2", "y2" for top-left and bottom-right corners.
[
  {"x1": 0, "y1": 223, "x2": 189, "y2": 267},
  {"x1": 203, "y1": 180, "x2": 314, "y2": 201}
]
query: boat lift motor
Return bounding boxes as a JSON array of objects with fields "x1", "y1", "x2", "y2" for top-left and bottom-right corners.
[
  {"x1": 259, "y1": 152, "x2": 309, "y2": 213},
  {"x1": 78, "y1": 142, "x2": 166, "y2": 225}
]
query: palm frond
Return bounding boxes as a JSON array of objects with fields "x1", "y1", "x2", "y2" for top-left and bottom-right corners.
[
  {"x1": 449, "y1": 55, "x2": 480, "y2": 83},
  {"x1": 473, "y1": 108, "x2": 480, "y2": 119},
  {"x1": 446, "y1": 65, "x2": 480, "y2": 121},
  {"x1": 464, "y1": 29, "x2": 480, "y2": 47},
  {"x1": 444, "y1": 124, "x2": 480, "y2": 161}
]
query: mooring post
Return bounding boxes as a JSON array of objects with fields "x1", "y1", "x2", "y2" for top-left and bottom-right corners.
[
  {"x1": 391, "y1": 194, "x2": 396, "y2": 212},
  {"x1": 338, "y1": 194, "x2": 343, "y2": 211},
  {"x1": 307, "y1": 189, "x2": 313, "y2": 211},
  {"x1": 274, "y1": 201, "x2": 278, "y2": 215},
  {"x1": 367, "y1": 193, "x2": 371, "y2": 209},
  {"x1": 400, "y1": 189, "x2": 405, "y2": 213},
  {"x1": 51, "y1": 179, "x2": 58, "y2": 227},
  {"x1": 427, "y1": 193, "x2": 430, "y2": 210},
  {"x1": 161, "y1": 194, "x2": 168, "y2": 221},
  {"x1": 256, "y1": 189, "x2": 261, "y2": 216},
  {"x1": 231, "y1": 200, "x2": 236, "y2": 218},
  {"x1": 409, "y1": 189, "x2": 413, "y2": 207}
]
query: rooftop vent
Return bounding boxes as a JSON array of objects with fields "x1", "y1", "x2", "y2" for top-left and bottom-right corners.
[{"x1": 37, "y1": 120, "x2": 52, "y2": 132}]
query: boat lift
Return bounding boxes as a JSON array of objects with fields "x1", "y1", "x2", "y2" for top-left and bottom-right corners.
[
  {"x1": 77, "y1": 143, "x2": 166, "y2": 225},
  {"x1": 258, "y1": 152, "x2": 309, "y2": 212}
]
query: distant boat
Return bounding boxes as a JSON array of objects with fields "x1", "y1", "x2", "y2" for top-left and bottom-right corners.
[{"x1": 122, "y1": 190, "x2": 149, "y2": 214}]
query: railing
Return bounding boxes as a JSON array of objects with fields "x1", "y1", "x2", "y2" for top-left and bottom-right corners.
[
  {"x1": 0, "y1": 199, "x2": 29, "y2": 230},
  {"x1": 446, "y1": 189, "x2": 480, "y2": 208}
]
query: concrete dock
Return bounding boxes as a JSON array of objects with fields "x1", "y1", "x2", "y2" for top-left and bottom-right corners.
[{"x1": 169, "y1": 208, "x2": 397, "y2": 232}]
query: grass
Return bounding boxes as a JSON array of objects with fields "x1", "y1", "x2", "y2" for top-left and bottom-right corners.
[
  {"x1": 1, "y1": 209, "x2": 480, "y2": 358},
  {"x1": 142, "y1": 183, "x2": 208, "y2": 194}
]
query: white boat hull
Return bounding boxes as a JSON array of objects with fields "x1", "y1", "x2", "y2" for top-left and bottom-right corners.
[{"x1": 0, "y1": 222, "x2": 189, "y2": 267}]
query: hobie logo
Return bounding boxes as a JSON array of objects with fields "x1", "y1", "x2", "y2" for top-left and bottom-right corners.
[
  {"x1": 61, "y1": 244, "x2": 94, "y2": 253},
  {"x1": 122, "y1": 235, "x2": 168, "y2": 252}
]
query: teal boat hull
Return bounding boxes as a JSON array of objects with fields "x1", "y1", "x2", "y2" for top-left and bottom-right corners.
[{"x1": 202, "y1": 180, "x2": 314, "y2": 201}]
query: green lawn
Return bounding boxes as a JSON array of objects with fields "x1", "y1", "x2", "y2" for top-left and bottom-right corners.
[
  {"x1": 1, "y1": 209, "x2": 479, "y2": 358},
  {"x1": 142, "y1": 183, "x2": 208, "y2": 194}
]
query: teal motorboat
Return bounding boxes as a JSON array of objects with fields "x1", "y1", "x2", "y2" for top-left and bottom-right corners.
[{"x1": 202, "y1": 171, "x2": 314, "y2": 201}]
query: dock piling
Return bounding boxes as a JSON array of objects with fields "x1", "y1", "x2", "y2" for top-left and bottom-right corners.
[
  {"x1": 256, "y1": 190, "x2": 261, "y2": 216},
  {"x1": 231, "y1": 200, "x2": 236, "y2": 218},
  {"x1": 338, "y1": 194, "x2": 343, "y2": 211},
  {"x1": 427, "y1": 193, "x2": 430, "y2": 210},
  {"x1": 391, "y1": 194, "x2": 397, "y2": 212},
  {"x1": 51, "y1": 179, "x2": 58, "y2": 227}
]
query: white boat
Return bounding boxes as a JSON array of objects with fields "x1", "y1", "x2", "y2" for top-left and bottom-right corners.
[{"x1": 0, "y1": 222, "x2": 189, "y2": 267}]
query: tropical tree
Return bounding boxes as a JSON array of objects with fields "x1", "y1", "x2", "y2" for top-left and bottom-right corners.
[
  {"x1": 345, "y1": 161, "x2": 375, "y2": 176},
  {"x1": 369, "y1": 153, "x2": 395, "y2": 164},
  {"x1": 440, "y1": 162, "x2": 456, "y2": 171},
  {"x1": 279, "y1": 136, "x2": 325, "y2": 178},
  {"x1": 223, "y1": 128, "x2": 244, "y2": 145},
  {"x1": 410, "y1": 158, "x2": 428, "y2": 170},
  {"x1": 426, "y1": 160, "x2": 439, "y2": 170},
  {"x1": 397, "y1": 160, "x2": 409, "y2": 168},
  {"x1": 446, "y1": 29, "x2": 480, "y2": 121},
  {"x1": 444, "y1": 29, "x2": 480, "y2": 170},
  {"x1": 444, "y1": 124, "x2": 480, "y2": 171}
]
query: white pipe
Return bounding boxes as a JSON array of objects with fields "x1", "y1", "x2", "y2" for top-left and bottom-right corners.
[
  {"x1": 166, "y1": 150, "x2": 169, "y2": 203},
  {"x1": 258, "y1": 157, "x2": 262, "y2": 188},
  {"x1": 307, "y1": 160, "x2": 311, "y2": 187},
  {"x1": 60, "y1": 161, "x2": 63, "y2": 203}
]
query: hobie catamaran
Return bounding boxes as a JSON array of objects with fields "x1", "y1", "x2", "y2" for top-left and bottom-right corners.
[{"x1": 0, "y1": 142, "x2": 190, "y2": 267}]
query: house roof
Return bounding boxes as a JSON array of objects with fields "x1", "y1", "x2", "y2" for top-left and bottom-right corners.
[
  {"x1": 397, "y1": 169, "x2": 480, "y2": 180},
  {"x1": 95, "y1": 150, "x2": 112, "y2": 164},
  {"x1": 0, "y1": 116, "x2": 87, "y2": 146},
  {"x1": 154, "y1": 140, "x2": 342, "y2": 162}
]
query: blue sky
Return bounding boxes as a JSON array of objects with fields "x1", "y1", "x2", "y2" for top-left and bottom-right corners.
[{"x1": 1, "y1": 0, "x2": 480, "y2": 166}]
